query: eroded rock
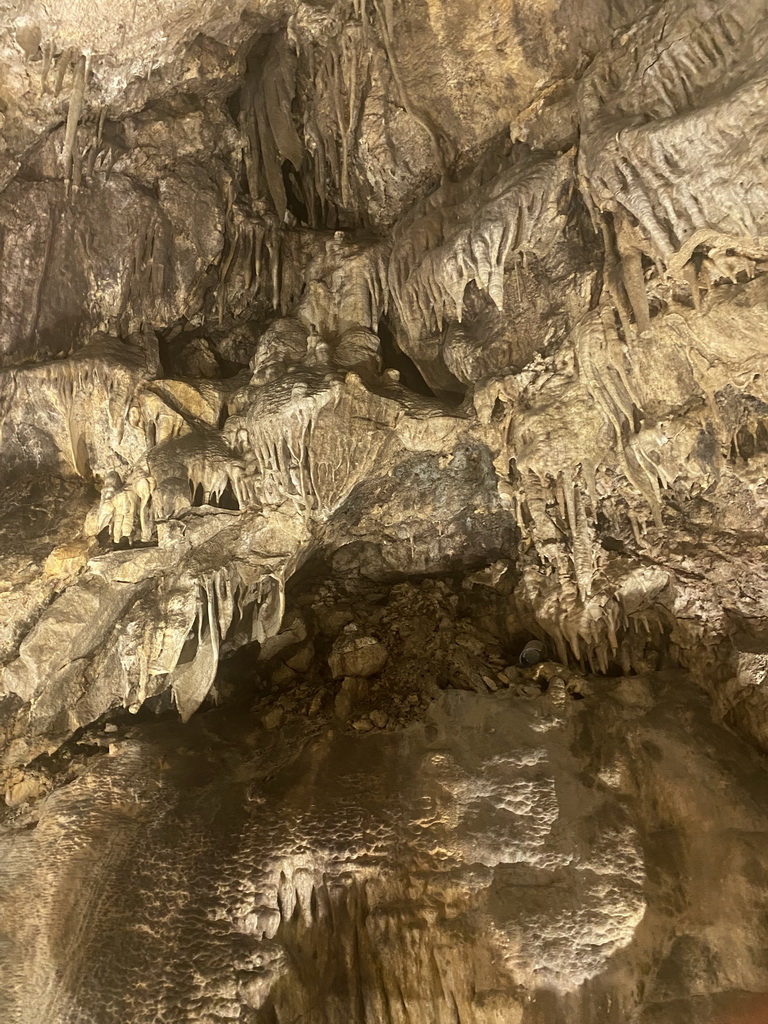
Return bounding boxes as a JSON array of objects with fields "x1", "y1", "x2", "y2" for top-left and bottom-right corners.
[{"x1": 1, "y1": 0, "x2": 768, "y2": 1018}]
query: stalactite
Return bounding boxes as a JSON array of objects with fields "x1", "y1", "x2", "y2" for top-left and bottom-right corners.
[
  {"x1": 62, "y1": 54, "x2": 86, "y2": 197},
  {"x1": 40, "y1": 40, "x2": 53, "y2": 93},
  {"x1": 389, "y1": 152, "x2": 570, "y2": 338},
  {"x1": 614, "y1": 211, "x2": 652, "y2": 335},
  {"x1": 53, "y1": 46, "x2": 72, "y2": 98},
  {"x1": 562, "y1": 469, "x2": 594, "y2": 601}
]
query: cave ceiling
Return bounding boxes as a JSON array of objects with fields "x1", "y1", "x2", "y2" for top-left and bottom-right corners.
[{"x1": 1, "y1": 0, "x2": 768, "y2": 1022}]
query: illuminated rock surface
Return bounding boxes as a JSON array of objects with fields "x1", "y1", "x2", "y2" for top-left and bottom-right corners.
[{"x1": 1, "y1": 0, "x2": 768, "y2": 1019}]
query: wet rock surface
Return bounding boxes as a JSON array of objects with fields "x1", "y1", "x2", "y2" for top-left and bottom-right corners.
[{"x1": 1, "y1": 664, "x2": 767, "y2": 1024}]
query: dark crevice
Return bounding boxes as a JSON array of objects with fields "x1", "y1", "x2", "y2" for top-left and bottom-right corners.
[
  {"x1": 377, "y1": 314, "x2": 434, "y2": 397},
  {"x1": 282, "y1": 161, "x2": 309, "y2": 225}
]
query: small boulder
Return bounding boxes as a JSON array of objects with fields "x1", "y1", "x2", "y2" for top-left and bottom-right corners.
[
  {"x1": 329, "y1": 632, "x2": 388, "y2": 679},
  {"x1": 258, "y1": 611, "x2": 307, "y2": 662},
  {"x1": 44, "y1": 538, "x2": 97, "y2": 580},
  {"x1": 3, "y1": 770, "x2": 47, "y2": 808},
  {"x1": 285, "y1": 642, "x2": 314, "y2": 673},
  {"x1": 271, "y1": 663, "x2": 297, "y2": 686},
  {"x1": 262, "y1": 707, "x2": 284, "y2": 730},
  {"x1": 334, "y1": 677, "x2": 368, "y2": 721},
  {"x1": 178, "y1": 337, "x2": 220, "y2": 378},
  {"x1": 308, "y1": 690, "x2": 326, "y2": 716},
  {"x1": 317, "y1": 604, "x2": 355, "y2": 636}
]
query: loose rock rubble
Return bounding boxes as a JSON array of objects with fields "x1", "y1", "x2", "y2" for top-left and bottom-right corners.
[{"x1": 240, "y1": 576, "x2": 576, "y2": 737}]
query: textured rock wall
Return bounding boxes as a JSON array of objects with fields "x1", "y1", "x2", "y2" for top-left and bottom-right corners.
[
  {"x1": 1, "y1": 0, "x2": 768, "y2": 1019},
  {"x1": 2, "y1": 600, "x2": 768, "y2": 1023}
]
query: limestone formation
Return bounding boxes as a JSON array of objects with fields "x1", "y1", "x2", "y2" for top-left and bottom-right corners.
[{"x1": 1, "y1": 0, "x2": 768, "y2": 1020}]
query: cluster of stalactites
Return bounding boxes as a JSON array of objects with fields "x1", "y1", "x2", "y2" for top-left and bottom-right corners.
[
  {"x1": 79, "y1": 316, "x2": 394, "y2": 544},
  {"x1": 485, "y1": 311, "x2": 687, "y2": 664},
  {"x1": 300, "y1": 19, "x2": 372, "y2": 222},
  {"x1": 488, "y1": 277, "x2": 768, "y2": 672},
  {"x1": 0, "y1": 335, "x2": 158, "y2": 479},
  {"x1": 234, "y1": 373, "x2": 343, "y2": 513},
  {"x1": 515, "y1": 564, "x2": 675, "y2": 676},
  {"x1": 576, "y1": 0, "x2": 768, "y2": 335},
  {"x1": 389, "y1": 153, "x2": 571, "y2": 340},
  {"x1": 216, "y1": 213, "x2": 391, "y2": 342},
  {"x1": 236, "y1": 9, "x2": 383, "y2": 232},
  {"x1": 490, "y1": 311, "x2": 654, "y2": 593},
  {"x1": 230, "y1": 368, "x2": 391, "y2": 517},
  {"x1": 215, "y1": 206, "x2": 295, "y2": 322},
  {"x1": 84, "y1": 427, "x2": 255, "y2": 546},
  {"x1": 120, "y1": 566, "x2": 286, "y2": 722},
  {"x1": 32, "y1": 44, "x2": 125, "y2": 198},
  {"x1": 287, "y1": 0, "x2": 448, "y2": 229}
]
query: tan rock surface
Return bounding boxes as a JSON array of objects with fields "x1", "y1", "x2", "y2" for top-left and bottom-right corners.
[{"x1": 0, "y1": 0, "x2": 768, "y2": 1018}]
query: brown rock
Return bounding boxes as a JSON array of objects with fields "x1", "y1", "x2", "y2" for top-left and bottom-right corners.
[
  {"x1": 334, "y1": 677, "x2": 368, "y2": 721},
  {"x1": 272, "y1": 663, "x2": 298, "y2": 686},
  {"x1": 258, "y1": 612, "x2": 308, "y2": 662},
  {"x1": 318, "y1": 604, "x2": 355, "y2": 636},
  {"x1": 262, "y1": 708, "x2": 284, "y2": 730},
  {"x1": 308, "y1": 691, "x2": 325, "y2": 716},
  {"x1": 4, "y1": 772, "x2": 46, "y2": 807},
  {"x1": 329, "y1": 634, "x2": 388, "y2": 679},
  {"x1": 285, "y1": 642, "x2": 315, "y2": 673},
  {"x1": 43, "y1": 538, "x2": 97, "y2": 580}
]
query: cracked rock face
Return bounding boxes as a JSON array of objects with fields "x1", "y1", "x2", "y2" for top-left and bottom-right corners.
[{"x1": 1, "y1": 0, "x2": 768, "y2": 1020}]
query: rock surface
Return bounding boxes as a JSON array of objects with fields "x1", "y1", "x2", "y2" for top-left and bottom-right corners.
[
  {"x1": 0, "y1": 0, "x2": 768, "y2": 1018},
  {"x1": 2, "y1": 669, "x2": 768, "y2": 1023}
]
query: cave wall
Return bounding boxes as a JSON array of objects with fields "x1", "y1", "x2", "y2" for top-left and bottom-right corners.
[{"x1": 1, "y1": 0, "x2": 768, "y2": 1020}]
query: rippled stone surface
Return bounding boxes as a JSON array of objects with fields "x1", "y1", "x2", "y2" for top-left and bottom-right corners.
[{"x1": 2, "y1": 674, "x2": 767, "y2": 1024}]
